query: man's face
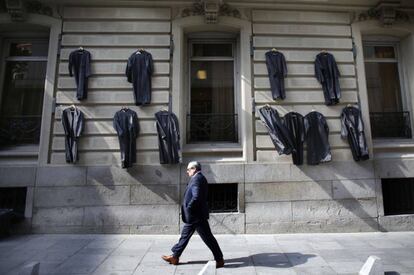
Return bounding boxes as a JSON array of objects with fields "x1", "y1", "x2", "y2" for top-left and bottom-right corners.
[{"x1": 186, "y1": 167, "x2": 196, "y2": 177}]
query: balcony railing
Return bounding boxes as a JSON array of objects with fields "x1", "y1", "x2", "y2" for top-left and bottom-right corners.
[
  {"x1": 187, "y1": 113, "x2": 238, "y2": 143},
  {"x1": 370, "y1": 111, "x2": 412, "y2": 139},
  {"x1": 0, "y1": 115, "x2": 41, "y2": 146}
]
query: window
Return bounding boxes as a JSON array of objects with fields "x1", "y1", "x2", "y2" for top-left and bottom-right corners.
[
  {"x1": 208, "y1": 183, "x2": 238, "y2": 213},
  {"x1": 187, "y1": 39, "x2": 238, "y2": 143},
  {"x1": 0, "y1": 40, "x2": 48, "y2": 148},
  {"x1": 0, "y1": 187, "x2": 27, "y2": 217},
  {"x1": 382, "y1": 178, "x2": 414, "y2": 215},
  {"x1": 363, "y1": 42, "x2": 411, "y2": 138}
]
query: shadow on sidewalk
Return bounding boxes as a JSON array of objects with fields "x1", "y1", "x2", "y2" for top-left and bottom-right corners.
[{"x1": 181, "y1": 252, "x2": 316, "y2": 269}]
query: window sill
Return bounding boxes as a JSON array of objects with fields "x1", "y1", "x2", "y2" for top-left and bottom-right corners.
[
  {"x1": 373, "y1": 139, "x2": 414, "y2": 149},
  {"x1": 0, "y1": 145, "x2": 39, "y2": 157},
  {"x1": 182, "y1": 143, "x2": 242, "y2": 153}
]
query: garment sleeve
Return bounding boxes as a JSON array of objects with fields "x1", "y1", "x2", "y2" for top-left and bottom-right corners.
[
  {"x1": 188, "y1": 181, "x2": 200, "y2": 211},
  {"x1": 341, "y1": 110, "x2": 348, "y2": 138},
  {"x1": 61, "y1": 109, "x2": 70, "y2": 136},
  {"x1": 172, "y1": 113, "x2": 181, "y2": 150},
  {"x1": 68, "y1": 52, "x2": 74, "y2": 77},
  {"x1": 315, "y1": 57, "x2": 324, "y2": 83},
  {"x1": 282, "y1": 53, "x2": 288, "y2": 78},
  {"x1": 85, "y1": 52, "x2": 91, "y2": 78},
  {"x1": 265, "y1": 53, "x2": 277, "y2": 77},
  {"x1": 125, "y1": 55, "x2": 133, "y2": 83},
  {"x1": 113, "y1": 112, "x2": 123, "y2": 136},
  {"x1": 146, "y1": 52, "x2": 153, "y2": 75},
  {"x1": 131, "y1": 111, "x2": 140, "y2": 138},
  {"x1": 322, "y1": 114, "x2": 329, "y2": 134},
  {"x1": 333, "y1": 56, "x2": 341, "y2": 78},
  {"x1": 74, "y1": 111, "x2": 84, "y2": 138},
  {"x1": 155, "y1": 114, "x2": 167, "y2": 139}
]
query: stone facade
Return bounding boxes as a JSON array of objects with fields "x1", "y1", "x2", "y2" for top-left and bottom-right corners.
[{"x1": 0, "y1": 1, "x2": 414, "y2": 234}]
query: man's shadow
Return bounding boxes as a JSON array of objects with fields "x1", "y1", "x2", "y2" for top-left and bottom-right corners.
[{"x1": 185, "y1": 252, "x2": 316, "y2": 268}]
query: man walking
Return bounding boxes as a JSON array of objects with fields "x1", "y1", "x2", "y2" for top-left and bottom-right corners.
[{"x1": 162, "y1": 161, "x2": 225, "y2": 268}]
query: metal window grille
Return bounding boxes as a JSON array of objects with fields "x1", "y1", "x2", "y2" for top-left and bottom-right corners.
[
  {"x1": 187, "y1": 113, "x2": 238, "y2": 143},
  {"x1": 0, "y1": 115, "x2": 41, "y2": 146},
  {"x1": 208, "y1": 183, "x2": 238, "y2": 213},
  {"x1": 382, "y1": 178, "x2": 414, "y2": 215}
]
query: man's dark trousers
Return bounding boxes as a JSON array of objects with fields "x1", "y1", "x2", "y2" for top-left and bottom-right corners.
[{"x1": 171, "y1": 220, "x2": 223, "y2": 261}]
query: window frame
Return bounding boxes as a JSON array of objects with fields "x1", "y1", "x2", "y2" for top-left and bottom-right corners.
[
  {"x1": 186, "y1": 35, "x2": 240, "y2": 145},
  {"x1": 0, "y1": 38, "x2": 49, "y2": 148}
]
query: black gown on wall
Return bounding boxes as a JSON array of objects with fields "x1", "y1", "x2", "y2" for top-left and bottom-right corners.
[
  {"x1": 284, "y1": 112, "x2": 305, "y2": 165},
  {"x1": 265, "y1": 50, "x2": 288, "y2": 100},
  {"x1": 315, "y1": 52, "x2": 341, "y2": 106},
  {"x1": 304, "y1": 111, "x2": 331, "y2": 165},
  {"x1": 155, "y1": 110, "x2": 180, "y2": 164},
  {"x1": 113, "y1": 108, "x2": 140, "y2": 168},
  {"x1": 341, "y1": 106, "x2": 369, "y2": 161},
  {"x1": 68, "y1": 49, "x2": 91, "y2": 100},
  {"x1": 126, "y1": 50, "x2": 154, "y2": 106},
  {"x1": 61, "y1": 106, "x2": 84, "y2": 163}
]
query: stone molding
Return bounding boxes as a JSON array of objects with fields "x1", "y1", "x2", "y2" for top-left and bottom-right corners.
[{"x1": 181, "y1": 1, "x2": 241, "y2": 24}]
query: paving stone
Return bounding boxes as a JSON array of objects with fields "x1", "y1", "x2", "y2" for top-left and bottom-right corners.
[
  {"x1": 294, "y1": 265, "x2": 337, "y2": 275},
  {"x1": 328, "y1": 260, "x2": 364, "y2": 273}
]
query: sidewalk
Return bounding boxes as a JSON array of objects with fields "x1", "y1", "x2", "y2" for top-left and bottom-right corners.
[{"x1": 0, "y1": 232, "x2": 413, "y2": 275}]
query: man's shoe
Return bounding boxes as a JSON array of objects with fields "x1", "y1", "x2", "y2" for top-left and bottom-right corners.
[
  {"x1": 216, "y1": 259, "x2": 225, "y2": 268},
  {"x1": 162, "y1": 255, "x2": 179, "y2": 265}
]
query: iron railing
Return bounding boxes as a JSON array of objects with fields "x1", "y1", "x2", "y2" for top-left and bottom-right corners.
[
  {"x1": 0, "y1": 115, "x2": 41, "y2": 146},
  {"x1": 370, "y1": 112, "x2": 412, "y2": 139},
  {"x1": 187, "y1": 113, "x2": 238, "y2": 143}
]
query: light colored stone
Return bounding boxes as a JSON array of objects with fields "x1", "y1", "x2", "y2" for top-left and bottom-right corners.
[
  {"x1": 18, "y1": 261, "x2": 39, "y2": 275},
  {"x1": 255, "y1": 90, "x2": 358, "y2": 104},
  {"x1": 131, "y1": 185, "x2": 178, "y2": 205},
  {"x1": 245, "y1": 181, "x2": 332, "y2": 202},
  {"x1": 34, "y1": 186, "x2": 130, "y2": 207},
  {"x1": 83, "y1": 205, "x2": 179, "y2": 226},
  {"x1": 245, "y1": 202, "x2": 292, "y2": 223},
  {"x1": 36, "y1": 166, "x2": 86, "y2": 186},
  {"x1": 62, "y1": 34, "x2": 170, "y2": 47},
  {"x1": 245, "y1": 163, "x2": 291, "y2": 182},
  {"x1": 63, "y1": 21, "x2": 170, "y2": 33},
  {"x1": 50, "y1": 151, "x2": 160, "y2": 165},
  {"x1": 58, "y1": 75, "x2": 169, "y2": 89},
  {"x1": 55, "y1": 105, "x2": 165, "y2": 119},
  {"x1": 253, "y1": 23, "x2": 351, "y2": 36},
  {"x1": 359, "y1": 256, "x2": 383, "y2": 275},
  {"x1": 254, "y1": 36, "x2": 352, "y2": 49},
  {"x1": 254, "y1": 63, "x2": 355, "y2": 76},
  {"x1": 374, "y1": 158, "x2": 414, "y2": 178},
  {"x1": 64, "y1": 7, "x2": 171, "y2": 19},
  {"x1": 254, "y1": 49, "x2": 353, "y2": 62},
  {"x1": 333, "y1": 179, "x2": 376, "y2": 199},
  {"x1": 254, "y1": 76, "x2": 357, "y2": 90},
  {"x1": 209, "y1": 213, "x2": 245, "y2": 234},
  {"x1": 60, "y1": 48, "x2": 170, "y2": 61},
  {"x1": 252, "y1": 10, "x2": 350, "y2": 24},
  {"x1": 292, "y1": 199, "x2": 378, "y2": 221},
  {"x1": 180, "y1": 163, "x2": 244, "y2": 184},
  {"x1": 54, "y1": 120, "x2": 157, "y2": 135},
  {"x1": 378, "y1": 215, "x2": 414, "y2": 232},
  {"x1": 32, "y1": 207, "x2": 83, "y2": 226},
  {"x1": 0, "y1": 167, "x2": 36, "y2": 187},
  {"x1": 87, "y1": 165, "x2": 180, "y2": 185}
]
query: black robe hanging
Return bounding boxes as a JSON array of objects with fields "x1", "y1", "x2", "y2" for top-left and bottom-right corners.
[
  {"x1": 284, "y1": 112, "x2": 305, "y2": 165},
  {"x1": 113, "y1": 108, "x2": 139, "y2": 168},
  {"x1": 304, "y1": 111, "x2": 331, "y2": 165},
  {"x1": 259, "y1": 106, "x2": 295, "y2": 155},
  {"x1": 315, "y1": 52, "x2": 341, "y2": 106},
  {"x1": 265, "y1": 50, "x2": 288, "y2": 100},
  {"x1": 126, "y1": 50, "x2": 154, "y2": 106},
  {"x1": 68, "y1": 49, "x2": 91, "y2": 100},
  {"x1": 155, "y1": 110, "x2": 180, "y2": 164},
  {"x1": 341, "y1": 106, "x2": 369, "y2": 161},
  {"x1": 61, "y1": 107, "x2": 84, "y2": 163}
]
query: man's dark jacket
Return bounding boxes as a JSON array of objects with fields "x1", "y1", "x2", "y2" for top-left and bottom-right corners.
[
  {"x1": 315, "y1": 52, "x2": 341, "y2": 106},
  {"x1": 155, "y1": 110, "x2": 180, "y2": 164},
  {"x1": 61, "y1": 107, "x2": 84, "y2": 163},
  {"x1": 284, "y1": 112, "x2": 305, "y2": 165},
  {"x1": 304, "y1": 111, "x2": 331, "y2": 165},
  {"x1": 265, "y1": 50, "x2": 288, "y2": 100},
  {"x1": 126, "y1": 50, "x2": 153, "y2": 106},
  {"x1": 259, "y1": 106, "x2": 295, "y2": 155},
  {"x1": 182, "y1": 172, "x2": 209, "y2": 224},
  {"x1": 113, "y1": 108, "x2": 139, "y2": 168},
  {"x1": 341, "y1": 106, "x2": 369, "y2": 161},
  {"x1": 68, "y1": 49, "x2": 91, "y2": 100}
]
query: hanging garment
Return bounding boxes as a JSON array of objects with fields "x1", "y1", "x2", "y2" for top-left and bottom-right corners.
[
  {"x1": 341, "y1": 106, "x2": 369, "y2": 161},
  {"x1": 68, "y1": 49, "x2": 91, "y2": 100},
  {"x1": 125, "y1": 50, "x2": 154, "y2": 106},
  {"x1": 61, "y1": 106, "x2": 84, "y2": 163},
  {"x1": 265, "y1": 50, "x2": 288, "y2": 100},
  {"x1": 113, "y1": 108, "x2": 139, "y2": 168},
  {"x1": 155, "y1": 110, "x2": 180, "y2": 164},
  {"x1": 284, "y1": 112, "x2": 305, "y2": 165},
  {"x1": 315, "y1": 52, "x2": 341, "y2": 106},
  {"x1": 304, "y1": 111, "x2": 331, "y2": 165},
  {"x1": 259, "y1": 105, "x2": 295, "y2": 155}
]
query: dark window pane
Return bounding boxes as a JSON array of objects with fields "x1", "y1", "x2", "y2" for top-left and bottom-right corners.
[
  {"x1": 192, "y1": 43, "x2": 232, "y2": 57},
  {"x1": 188, "y1": 60, "x2": 236, "y2": 142},
  {"x1": 365, "y1": 62, "x2": 402, "y2": 113},
  {"x1": 0, "y1": 61, "x2": 46, "y2": 146},
  {"x1": 363, "y1": 45, "x2": 395, "y2": 59},
  {"x1": 9, "y1": 41, "x2": 49, "y2": 57},
  {"x1": 382, "y1": 178, "x2": 414, "y2": 215}
]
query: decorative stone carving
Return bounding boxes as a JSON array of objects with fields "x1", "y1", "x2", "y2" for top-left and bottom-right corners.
[
  {"x1": 181, "y1": 0, "x2": 240, "y2": 24},
  {"x1": 3, "y1": 0, "x2": 53, "y2": 22},
  {"x1": 357, "y1": 1, "x2": 410, "y2": 26}
]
